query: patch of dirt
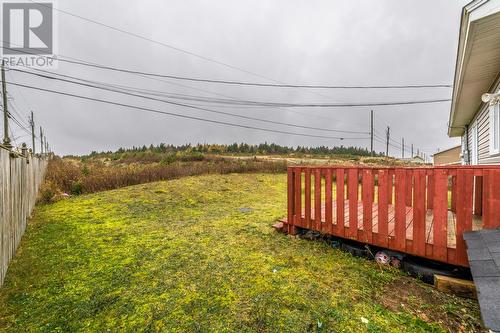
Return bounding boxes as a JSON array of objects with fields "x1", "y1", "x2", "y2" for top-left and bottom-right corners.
[{"x1": 377, "y1": 276, "x2": 486, "y2": 333}]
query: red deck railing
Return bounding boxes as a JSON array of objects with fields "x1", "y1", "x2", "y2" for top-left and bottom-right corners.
[{"x1": 284, "y1": 166, "x2": 500, "y2": 267}]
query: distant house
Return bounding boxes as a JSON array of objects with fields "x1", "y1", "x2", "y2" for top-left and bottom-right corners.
[
  {"x1": 433, "y1": 145, "x2": 462, "y2": 166},
  {"x1": 448, "y1": 0, "x2": 500, "y2": 165},
  {"x1": 399, "y1": 156, "x2": 426, "y2": 164}
]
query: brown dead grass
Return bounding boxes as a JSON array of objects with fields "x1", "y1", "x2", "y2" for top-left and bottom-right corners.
[{"x1": 38, "y1": 156, "x2": 287, "y2": 202}]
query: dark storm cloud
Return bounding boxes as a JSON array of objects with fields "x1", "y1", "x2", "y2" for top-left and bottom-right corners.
[{"x1": 7, "y1": 0, "x2": 467, "y2": 156}]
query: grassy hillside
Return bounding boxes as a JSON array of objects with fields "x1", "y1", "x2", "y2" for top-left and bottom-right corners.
[
  {"x1": 0, "y1": 174, "x2": 482, "y2": 332},
  {"x1": 39, "y1": 144, "x2": 410, "y2": 203}
]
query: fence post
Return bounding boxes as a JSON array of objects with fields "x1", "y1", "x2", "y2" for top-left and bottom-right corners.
[
  {"x1": 287, "y1": 167, "x2": 295, "y2": 234},
  {"x1": 294, "y1": 168, "x2": 302, "y2": 231},
  {"x1": 455, "y1": 169, "x2": 473, "y2": 266}
]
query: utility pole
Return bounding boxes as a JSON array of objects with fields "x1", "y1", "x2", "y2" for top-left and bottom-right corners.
[
  {"x1": 402, "y1": 138, "x2": 405, "y2": 158},
  {"x1": 39, "y1": 126, "x2": 43, "y2": 154},
  {"x1": 29, "y1": 111, "x2": 35, "y2": 154},
  {"x1": 1, "y1": 60, "x2": 12, "y2": 149},
  {"x1": 385, "y1": 126, "x2": 390, "y2": 156},
  {"x1": 411, "y1": 144, "x2": 414, "y2": 157},
  {"x1": 370, "y1": 110, "x2": 374, "y2": 156}
]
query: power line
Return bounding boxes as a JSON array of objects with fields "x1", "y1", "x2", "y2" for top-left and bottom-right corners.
[
  {"x1": 8, "y1": 81, "x2": 370, "y2": 141},
  {"x1": 11, "y1": 67, "x2": 371, "y2": 136},
  {"x1": 26, "y1": 1, "x2": 452, "y2": 90},
  {"x1": 2, "y1": 104, "x2": 41, "y2": 143},
  {"x1": 4, "y1": 47, "x2": 357, "y2": 127},
  {"x1": 4, "y1": 46, "x2": 452, "y2": 143},
  {"x1": 11, "y1": 66, "x2": 451, "y2": 108},
  {"x1": 8, "y1": 112, "x2": 33, "y2": 139},
  {"x1": 54, "y1": 57, "x2": 452, "y2": 90},
  {"x1": 8, "y1": 100, "x2": 30, "y2": 128},
  {"x1": 14, "y1": 67, "x2": 446, "y2": 151}
]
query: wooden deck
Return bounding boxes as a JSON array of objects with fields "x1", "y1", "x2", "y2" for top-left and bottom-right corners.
[
  {"x1": 283, "y1": 200, "x2": 483, "y2": 249},
  {"x1": 284, "y1": 166, "x2": 500, "y2": 267}
]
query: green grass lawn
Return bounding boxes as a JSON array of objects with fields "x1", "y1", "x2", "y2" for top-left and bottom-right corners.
[{"x1": 0, "y1": 174, "x2": 483, "y2": 332}]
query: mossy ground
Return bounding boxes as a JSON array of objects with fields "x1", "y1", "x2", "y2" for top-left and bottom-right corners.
[{"x1": 0, "y1": 174, "x2": 483, "y2": 332}]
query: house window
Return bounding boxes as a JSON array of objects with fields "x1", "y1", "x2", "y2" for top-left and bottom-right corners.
[{"x1": 490, "y1": 103, "x2": 500, "y2": 155}]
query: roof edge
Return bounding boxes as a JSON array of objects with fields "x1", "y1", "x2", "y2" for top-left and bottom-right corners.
[{"x1": 448, "y1": 0, "x2": 490, "y2": 137}]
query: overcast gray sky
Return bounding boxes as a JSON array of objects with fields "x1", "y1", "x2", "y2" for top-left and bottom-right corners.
[{"x1": 6, "y1": 0, "x2": 468, "y2": 156}]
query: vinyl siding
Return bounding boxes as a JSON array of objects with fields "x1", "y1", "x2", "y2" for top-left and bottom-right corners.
[{"x1": 464, "y1": 96, "x2": 500, "y2": 165}]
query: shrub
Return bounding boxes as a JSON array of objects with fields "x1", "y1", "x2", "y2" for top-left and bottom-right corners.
[
  {"x1": 39, "y1": 155, "x2": 287, "y2": 199},
  {"x1": 70, "y1": 181, "x2": 83, "y2": 195},
  {"x1": 37, "y1": 180, "x2": 59, "y2": 204}
]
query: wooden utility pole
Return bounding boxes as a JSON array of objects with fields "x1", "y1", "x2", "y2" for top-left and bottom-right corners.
[
  {"x1": 1, "y1": 60, "x2": 12, "y2": 149},
  {"x1": 370, "y1": 110, "x2": 374, "y2": 156},
  {"x1": 402, "y1": 138, "x2": 405, "y2": 158},
  {"x1": 385, "y1": 126, "x2": 390, "y2": 156},
  {"x1": 39, "y1": 126, "x2": 43, "y2": 154},
  {"x1": 29, "y1": 111, "x2": 35, "y2": 154}
]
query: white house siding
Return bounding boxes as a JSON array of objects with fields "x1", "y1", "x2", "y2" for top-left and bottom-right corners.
[{"x1": 463, "y1": 92, "x2": 500, "y2": 165}]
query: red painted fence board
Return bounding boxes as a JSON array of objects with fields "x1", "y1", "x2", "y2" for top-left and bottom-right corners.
[
  {"x1": 377, "y1": 170, "x2": 389, "y2": 247},
  {"x1": 336, "y1": 169, "x2": 345, "y2": 237},
  {"x1": 325, "y1": 169, "x2": 333, "y2": 234},
  {"x1": 362, "y1": 169, "x2": 373, "y2": 243},
  {"x1": 474, "y1": 176, "x2": 483, "y2": 216},
  {"x1": 484, "y1": 169, "x2": 500, "y2": 229},
  {"x1": 314, "y1": 169, "x2": 322, "y2": 231},
  {"x1": 348, "y1": 169, "x2": 358, "y2": 239},
  {"x1": 305, "y1": 169, "x2": 311, "y2": 229},
  {"x1": 433, "y1": 169, "x2": 448, "y2": 262},
  {"x1": 394, "y1": 169, "x2": 406, "y2": 252},
  {"x1": 405, "y1": 169, "x2": 413, "y2": 207},
  {"x1": 413, "y1": 169, "x2": 426, "y2": 257}
]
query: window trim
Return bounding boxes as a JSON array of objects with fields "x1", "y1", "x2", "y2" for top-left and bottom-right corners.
[
  {"x1": 489, "y1": 103, "x2": 500, "y2": 156},
  {"x1": 471, "y1": 122, "x2": 478, "y2": 165}
]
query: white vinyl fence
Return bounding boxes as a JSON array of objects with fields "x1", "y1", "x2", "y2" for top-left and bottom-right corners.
[{"x1": 0, "y1": 147, "x2": 48, "y2": 286}]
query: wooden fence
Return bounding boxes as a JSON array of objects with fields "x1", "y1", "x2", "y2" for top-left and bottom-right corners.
[
  {"x1": 285, "y1": 166, "x2": 500, "y2": 267},
  {"x1": 0, "y1": 147, "x2": 48, "y2": 286}
]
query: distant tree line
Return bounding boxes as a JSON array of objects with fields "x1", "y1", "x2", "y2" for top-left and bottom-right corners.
[{"x1": 86, "y1": 142, "x2": 382, "y2": 157}]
